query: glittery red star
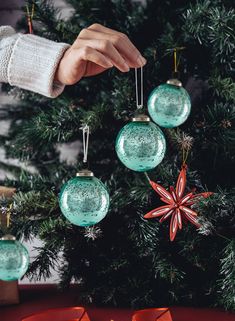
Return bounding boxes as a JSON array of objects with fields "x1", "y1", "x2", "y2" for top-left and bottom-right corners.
[{"x1": 144, "y1": 164, "x2": 213, "y2": 241}]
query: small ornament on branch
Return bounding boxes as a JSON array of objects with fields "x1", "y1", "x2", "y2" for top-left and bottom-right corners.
[
  {"x1": 116, "y1": 67, "x2": 166, "y2": 172},
  {"x1": 0, "y1": 204, "x2": 29, "y2": 281},
  {"x1": 59, "y1": 125, "x2": 110, "y2": 227},
  {"x1": 175, "y1": 131, "x2": 194, "y2": 151},
  {"x1": 147, "y1": 47, "x2": 191, "y2": 128},
  {"x1": 144, "y1": 144, "x2": 213, "y2": 241},
  {"x1": 0, "y1": 204, "x2": 13, "y2": 229},
  {"x1": 84, "y1": 226, "x2": 102, "y2": 240}
]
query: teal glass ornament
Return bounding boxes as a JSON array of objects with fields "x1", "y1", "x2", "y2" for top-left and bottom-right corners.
[
  {"x1": 148, "y1": 79, "x2": 191, "y2": 128},
  {"x1": 0, "y1": 235, "x2": 29, "y2": 281},
  {"x1": 115, "y1": 114, "x2": 166, "y2": 172},
  {"x1": 59, "y1": 170, "x2": 110, "y2": 227}
]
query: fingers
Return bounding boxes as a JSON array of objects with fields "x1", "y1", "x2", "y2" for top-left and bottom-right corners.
[
  {"x1": 77, "y1": 25, "x2": 146, "y2": 69},
  {"x1": 87, "y1": 23, "x2": 123, "y2": 35},
  {"x1": 56, "y1": 24, "x2": 147, "y2": 85},
  {"x1": 75, "y1": 46, "x2": 113, "y2": 69},
  {"x1": 74, "y1": 38, "x2": 130, "y2": 72},
  {"x1": 55, "y1": 45, "x2": 113, "y2": 85}
]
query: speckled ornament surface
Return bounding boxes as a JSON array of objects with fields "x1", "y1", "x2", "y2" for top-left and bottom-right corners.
[
  {"x1": 115, "y1": 120, "x2": 166, "y2": 172},
  {"x1": 148, "y1": 83, "x2": 191, "y2": 128},
  {"x1": 59, "y1": 176, "x2": 110, "y2": 226},
  {"x1": 0, "y1": 239, "x2": 29, "y2": 281}
]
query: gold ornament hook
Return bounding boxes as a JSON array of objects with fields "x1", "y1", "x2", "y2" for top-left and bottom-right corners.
[
  {"x1": 166, "y1": 47, "x2": 186, "y2": 74},
  {"x1": 173, "y1": 47, "x2": 185, "y2": 73}
]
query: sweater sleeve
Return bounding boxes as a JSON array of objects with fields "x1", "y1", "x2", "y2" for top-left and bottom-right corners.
[{"x1": 0, "y1": 26, "x2": 70, "y2": 98}]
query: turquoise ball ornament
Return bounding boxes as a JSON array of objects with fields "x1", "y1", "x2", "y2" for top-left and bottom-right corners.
[
  {"x1": 0, "y1": 235, "x2": 29, "y2": 281},
  {"x1": 59, "y1": 170, "x2": 110, "y2": 227},
  {"x1": 115, "y1": 114, "x2": 166, "y2": 172},
  {"x1": 148, "y1": 79, "x2": 191, "y2": 128}
]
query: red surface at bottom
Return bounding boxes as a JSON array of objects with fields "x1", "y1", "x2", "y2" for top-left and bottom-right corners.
[{"x1": 0, "y1": 285, "x2": 235, "y2": 321}]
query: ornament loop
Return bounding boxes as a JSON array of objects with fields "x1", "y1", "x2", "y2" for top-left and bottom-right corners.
[
  {"x1": 26, "y1": 1, "x2": 35, "y2": 34},
  {"x1": 182, "y1": 144, "x2": 190, "y2": 166},
  {"x1": 80, "y1": 124, "x2": 90, "y2": 164},
  {"x1": 166, "y1": 47, "x2": 185, "y2": 77},
  {"x1": 135, "y1": 66, "x2": 144, "y2": 109},
  {"x1": 174, "y1": 49, "x2": 177, "y2": 73}
]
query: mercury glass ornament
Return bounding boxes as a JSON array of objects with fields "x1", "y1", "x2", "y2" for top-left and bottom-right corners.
[
  {"x1": 115, "y1": 115, "x2": 166, "y2": 172},
  {"x1": 59, "y1": 170, "x2": 110, "y2": 227},
  {"x1": 0, "y1": 235, "x2": 29, "y2": 281},
  {"x1": 148, "y1": 79, "x2": 191, "y2": 128}
]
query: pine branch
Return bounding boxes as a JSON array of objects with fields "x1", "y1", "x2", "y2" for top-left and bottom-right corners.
[
  {"x1": 218, "y1": 240, "x2": 235, "y2": 310},
  {"x1": 208, "y1": 74, "x2": 235, "y2": 102},
  {"x1": 26, "y1": 245, "x2": 60, "y2": 281},
  {"x1": 183, "y1": 2, "x2": 235, "y2": 73}
]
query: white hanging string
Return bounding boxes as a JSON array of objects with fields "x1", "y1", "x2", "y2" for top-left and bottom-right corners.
[
  {"x1": 135, "y1": 66, "x2": 143, "y2": 109},
  {"x1": 80, "y1": 124, "x2": 90, "y2": 163}
]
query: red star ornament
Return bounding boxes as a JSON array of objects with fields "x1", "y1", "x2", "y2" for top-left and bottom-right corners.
[{"x1": 144, "y1": 164, "x2": 213, "y2": 241}]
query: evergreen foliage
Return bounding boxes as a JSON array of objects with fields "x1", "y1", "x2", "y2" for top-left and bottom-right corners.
[{"x1": 0, "y1": 0, "x2": 234, "y2": 309}]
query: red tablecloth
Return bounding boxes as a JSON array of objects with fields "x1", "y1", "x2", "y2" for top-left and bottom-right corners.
[{"x1": 0, "y1": 285, "x2": 235, "y2": 321}]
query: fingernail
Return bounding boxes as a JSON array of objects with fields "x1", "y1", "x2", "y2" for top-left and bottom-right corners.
[
  {"x1": 137, "y1": 55, "x2": 147, "y2": 66},
  {"x1": 106, "y1": 60, "x2": 113, "y2": 67},
  {"x1": 123, "y1": 62, "x2": 130, "y2": 71}
]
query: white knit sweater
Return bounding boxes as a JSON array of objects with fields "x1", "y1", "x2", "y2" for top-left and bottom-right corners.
[{"x1": 0, "y1": 26, "x2": 70, "y2": 98}]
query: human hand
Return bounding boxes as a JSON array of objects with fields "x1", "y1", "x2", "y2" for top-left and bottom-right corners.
[{"x1": 55, "y1": 23, "x2": 146, "y2": 85}]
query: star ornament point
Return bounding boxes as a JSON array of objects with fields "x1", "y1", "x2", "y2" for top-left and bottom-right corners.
[{"x1": 144, "y1": 165, "x2": 213, "y2": 241}]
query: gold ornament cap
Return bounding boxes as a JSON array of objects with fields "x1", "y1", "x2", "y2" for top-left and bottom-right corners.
[
  {"x1": 1, "y1": 234, "x2": 16, "y2": 241},
  {"x1": 166, "y1": 79, "x2": 182, "y2": 87},
  {"x1": 76, "y1": 169, "x2": 94, "y2": 177},
  {"x1": 132, "y1": 114, "x2": 150, "y2": 122}
]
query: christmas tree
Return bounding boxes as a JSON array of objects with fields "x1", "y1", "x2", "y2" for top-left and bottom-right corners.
[{"x1": 1, "y1": 0, "x2": 235, "y2": 310}]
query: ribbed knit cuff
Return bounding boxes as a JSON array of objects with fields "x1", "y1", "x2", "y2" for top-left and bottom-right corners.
[
  {"x1": 8, "y1": 34, "x2": 70, "y2": 98},
  {"x1": 0, "y1": 26, "x2": 18, "y2": 83}
]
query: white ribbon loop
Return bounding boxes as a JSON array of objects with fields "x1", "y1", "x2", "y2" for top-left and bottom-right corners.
[
  {"x1": 135, "y1": 66, "x2": 143, "y2": 109},
  {"x1": 80, "y1": 124, "x2": 90, "y2": 164}
]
